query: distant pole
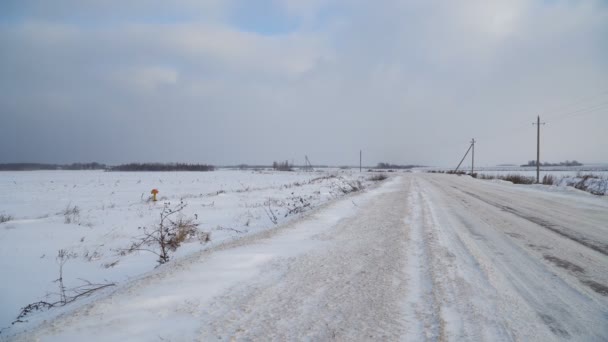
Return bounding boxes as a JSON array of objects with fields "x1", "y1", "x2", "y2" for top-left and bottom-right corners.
[
  {"x1": 455, "y1": 142, "x2": 473, "y2": 172},
  {"x1": 471, "y1": 138, "x2": 476, "y2": 174},
  {"x1": 533, "y1": 116, "x2": 545, "y2": 183},
  {"x1": 359, "y1": 150, "x2": 362, "y2": 172},
  {"x1": 537, "y1": 116, "x2": 540, "y2": 183}
]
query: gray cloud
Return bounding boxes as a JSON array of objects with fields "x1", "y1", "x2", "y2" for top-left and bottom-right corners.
[{"x1": 1, "y1": 0, "x2": 607, "y2": 166}]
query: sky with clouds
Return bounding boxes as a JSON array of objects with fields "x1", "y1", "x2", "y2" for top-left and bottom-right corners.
[{"x1": 1, "y1": 0, "x2": 607, "y2": 167}]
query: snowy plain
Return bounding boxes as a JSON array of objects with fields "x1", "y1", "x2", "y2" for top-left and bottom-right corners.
[
  {"x1": 0, "y1": 169, "x2": 375, "y2": 337},
  {"x1": 1, "y1": 171, "x2": 607, "y2": 341}
]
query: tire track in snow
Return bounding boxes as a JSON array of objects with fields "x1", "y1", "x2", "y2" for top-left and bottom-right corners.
[
  {"x1": 413, "y1": 178, "x2": 515, "y2": 341},
  {"x1": 402, "y1": 177, "x2": 441, "y2": 340},
  {"x1": 421, "y1": 175, "x2": 608, "y2": 340},
  {"x1": 456, "y1": 188, "x2": 608, "y2": 256},
  {"x1": 440, "y1": 179, "x2": 608, "y2": 298}
]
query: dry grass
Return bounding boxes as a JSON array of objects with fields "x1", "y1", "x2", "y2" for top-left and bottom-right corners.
[
  {"x1": 474, "y1": 173, "x2": 535, "y2": 184},
  {"x1": 368, "y1": 174, "x2": 388, "y2": 182},
  {"x1": 0, "y1": 214, "x2": 13, "y2": 223},
  {"x1": 63, "y1": 204, "x2": 81, "y2": 224},
  {"x1": 542, "y1": 174, "x2": 557, "y2": 185}
]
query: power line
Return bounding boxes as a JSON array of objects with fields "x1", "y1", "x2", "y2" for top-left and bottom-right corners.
[
  {"x1": 433, "y1": 88, "x2": 608, "y2": 162},
  {"x1": 548, "y1": 101, "x2": 608, "y2": 122},
  {"x1": 471, "y1": 98, "x2": 608, "y2": 144},
  {"x1": 541, "y1": 88, "x2": 608, "y2": 119}
]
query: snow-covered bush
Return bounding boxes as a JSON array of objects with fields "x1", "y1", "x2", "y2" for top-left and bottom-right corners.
[{"x1": 559, "y1": 175, "x2": 608, "y2": 196}]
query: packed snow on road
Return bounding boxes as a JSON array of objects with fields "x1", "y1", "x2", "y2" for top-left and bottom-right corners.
[{"x1": 1, "y1": 171, "x2": 607, "y2": 341}]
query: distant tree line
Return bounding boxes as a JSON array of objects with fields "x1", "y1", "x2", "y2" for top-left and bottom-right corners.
[
  {"x1": 376, "y1": 163, "x2": 421, "y2": 169},
  {"x1": 234, "y1": 163, "x2": 330, "y2": 170},
  {"x1": 235, "y1": 164, "x2": 268, "y2": 170},
  {"x1": 521, "y1": 160, "x2": 582, "y2": 167},
  {"x1": 0, "y1": 163, "x2": 106, "y2": 171},
  {"x1": 109, "y1": 163, "x2": 215, "y2": 172},
  {"x1": 63, "y1": 162, "x2": 107, "y2": 170}
]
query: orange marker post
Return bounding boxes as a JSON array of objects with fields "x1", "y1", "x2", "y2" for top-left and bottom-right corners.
[{"x1": 151, "y1": 188, "x2": 159, "y2": 201}]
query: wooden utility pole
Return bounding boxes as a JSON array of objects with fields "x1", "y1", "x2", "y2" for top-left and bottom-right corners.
[
  {"x1": 471, "y1": 138, "x2": 476, "y2": 174},
  {"x1": 455, "y1": 140, "x2": 474, "y2": 173},
  {"x1": 533, "y1": 116, "x2": 545, "y2": 183},
  {"x1": 359, "y1": 150, "x2": 362, "y2": 172}
]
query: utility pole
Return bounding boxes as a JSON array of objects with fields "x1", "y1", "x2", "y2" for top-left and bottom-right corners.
[
  {"x1": 359, "y1": 150, "x2": 362, "y2": 172},
  {"x1": 455, "y1": 140, "x2": 475, "y2": 173},
  {"x1": 533, "y1": 116, "x2": 545, "y2": 183},
  {"x1": 304, "y1": 155, "x2": 312, "y2": 172},
  {"x1": 471, "y1": 138, "x2": 476, "y2": 175}
]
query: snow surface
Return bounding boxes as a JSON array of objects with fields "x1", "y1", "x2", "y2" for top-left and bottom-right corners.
[
  {"x1": 2, "y1": 172, "x2": 607, "y2": 341},
  {"x1": 0, "y1": 169, "x2": 376, "y2": 336}
]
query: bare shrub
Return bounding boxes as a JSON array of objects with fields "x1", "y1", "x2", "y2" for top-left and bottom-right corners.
[
  {"x1": 284, "y1": 193, "x2": 312, "y2": 217},
  {"x1": 369, "y1": 174, "x2": 388, "y2": 182},
  {"x1": 570, "y1": 173, "x2": 607, "y2": 194},
  {"x1": 12, "y1": 249, "x2": 114, "y2": 325},
  {"x1": 174, "y1": 216, "x2": 196, "y2": 239},
  {"x1": 198, "y1": 231, "x2": 211, "y2": 243},
  {"x1": 63, "y1": 204, "x2": 81, "y2": 224},
  {"x1": 0, "y1": 214, "x2": 13, "y2": 223},
  {"x1": 576, "y1": 172, "x2": 599, "y2": 179},
  {"x1": 346, "y1": 179, "x2": 363, "y2": 192},
  {"x1": 542, "y1": 174, "x2": 557, "y2": 185},
  {"x1": 560, "y1": 174, "x2": 608, "y2": 196},
  {"x1": 502, "y1": 174, "x2": 535, "y2": 184},
  {"x1": 328, "y1": 178, "x2": 364, "y2": 198},
  {"x1": 340, "y1": 179, "x2": 363, "y2": 194},
  {"x1": 475, "y1": 173, "x2": 535, "y2": 184},
  {"x1": 56, "y1": 249, "x2": 77, "y2": 303},
  {"x1": 264, "y1": 199, "x2": 279, "y2": 225},
  {"x1": 125, "y1": 201, "x2": 207, "y2": 265},
  {"x1": 592, "y1": 179, "x2": 608, "y2": 196}
]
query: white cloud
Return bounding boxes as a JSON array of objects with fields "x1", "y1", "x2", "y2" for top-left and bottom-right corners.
[
  {"x1": 1, "y1": 0, "x2": 607, "y2": 165},
  {"x1": 110, "y1": 66, "x2": 179, "y2": 92}
]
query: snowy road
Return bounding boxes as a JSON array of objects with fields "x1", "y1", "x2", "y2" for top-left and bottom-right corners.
[{"x1": 12, "y1": 174, "x2": 608, "y2": 341}]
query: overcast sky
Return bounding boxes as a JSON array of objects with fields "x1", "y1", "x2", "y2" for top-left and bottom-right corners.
[{"x1": 1, "y1": 0, "x2": 607, "y2": 167}]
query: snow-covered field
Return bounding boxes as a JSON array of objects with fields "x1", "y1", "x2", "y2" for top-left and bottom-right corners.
[
  {"x1": 0, "y1": 169, "x2": 376, "y2": 335},
  {"x1": 2, "y1": 171, "x2": 607, "y2": 341}
]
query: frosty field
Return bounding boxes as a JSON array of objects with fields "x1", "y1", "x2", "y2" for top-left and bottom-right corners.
[
  {"x1": 1, "y1": 171, "x2": 607, "y2": 341},
  {"x1": 0, "y1": 169, "x2": 374, "y2": 335}
]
